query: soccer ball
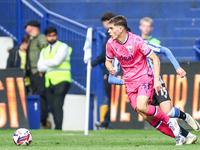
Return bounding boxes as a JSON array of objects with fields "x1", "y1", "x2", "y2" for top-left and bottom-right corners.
[{"x1": 13, "y1": 128, "x2": 32, "y2": 146}]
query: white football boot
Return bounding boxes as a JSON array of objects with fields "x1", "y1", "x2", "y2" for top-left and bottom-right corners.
[
  {"x1": 167, "y1": 118, "x2": 180, "y2": 138},
  {"x1": 175, "y1": 134, "x2": 185, "y2": 146},
  {"x1": 185, "y1": 113, "x2": 200, "y2": 132},
  {"x1": 186, "y1": 135, "x2": 197, "y2": 144}
]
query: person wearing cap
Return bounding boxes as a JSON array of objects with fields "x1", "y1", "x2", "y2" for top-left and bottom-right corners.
[{"x1": 24, "y1": 20, "x2": 48, "y2": 129}]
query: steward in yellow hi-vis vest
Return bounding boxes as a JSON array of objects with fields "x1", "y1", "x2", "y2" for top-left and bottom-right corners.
[
  {"x1": 41, "y1": 41, "x2": 72, "y2": 88},
  {"x1": 37, "y1": 27, "x2": 71, "y2": 130}
]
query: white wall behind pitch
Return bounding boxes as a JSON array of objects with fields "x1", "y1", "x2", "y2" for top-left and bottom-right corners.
[
  {"x1": 47, "y1": 94, "x2": 97, "y2": 131},
  {"x1": 62, "y1": 94, "x2": 87, "y2": 131},
  {"x1": 0, "y1": 37, "x2": 13, "y2": 69}
]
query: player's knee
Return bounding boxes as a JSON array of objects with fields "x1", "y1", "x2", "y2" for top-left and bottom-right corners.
[
  {"x1": 159, "y1": 105, "x2": 171, "y2": 115},
  {"x1": 136, "y1": 96, "x2": 149, "y2": 113},
  {"x1": 136, "y1": 104, "x2": 148, "y2": 113},
  {"x1": 161, "y1": 108, "x2": 171, "y2": 115},
  {"x1": 159, "y1": 101, "x2": 172, "y2": 115}
]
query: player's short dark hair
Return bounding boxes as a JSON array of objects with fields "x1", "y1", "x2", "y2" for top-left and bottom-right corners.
[
  {"x1": 101, "y1": 12, "x2": 116, "y2": 21},
  {"x1": 45, "y1": 27, "x2": 57, "y2": 35},
  {"x1": 22, "y1": 34, "x2": 30, "y2": 43},
  {"x1": 108, "y1": 15, "x2": 128, "y2": 30},
  {"x1": 126, "y1": 27, "x2": 131, "y2": 32}
]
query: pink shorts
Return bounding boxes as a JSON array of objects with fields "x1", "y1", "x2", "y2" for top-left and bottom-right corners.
[{"x1": 125, "y1": 77, "x2": 154, "y2": 111}]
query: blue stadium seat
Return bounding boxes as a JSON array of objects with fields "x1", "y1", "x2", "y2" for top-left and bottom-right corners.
[
  {"x1": 161, "y1": 47, "x2": 196, "y2": 62},
  {"x1": 193, "y1": 39, "x2": 200, "y2": 61},
  {"x1": 174, "y1": 27, "x2": 200, "y2": 37},
  {"x1": 2, "y1": 0, "x2": 200, "y2": 62}
]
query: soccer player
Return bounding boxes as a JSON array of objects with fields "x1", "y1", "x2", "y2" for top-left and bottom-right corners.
[
  {"x1": 108, "y1": 42, "x2": 199, "y2": 145},
  {"x1": 139, "y1": 17, "x2": 161, "y2": 45},
  {"x1": 105, "y1": 15, "x2": 180, "y2": 143}
]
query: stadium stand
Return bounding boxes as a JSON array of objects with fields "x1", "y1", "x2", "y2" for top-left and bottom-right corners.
[
  {"x1": 0, "y1": 0, "x2": 105, "y2": 129},
  {"x1": 37, "y1": 0, "x2": 200, "y2": 62},
  {"x1": 1, "y1": 0, "x2": 200, "y2": 128}
]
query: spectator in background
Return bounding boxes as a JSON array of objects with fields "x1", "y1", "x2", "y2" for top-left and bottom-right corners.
[
  {"x1": 139, "y1": 17, "x2": 161, "y2": 45},
  {"x1": 6, "y1": 40, "x2": 20, "y2": 67},
  {"x1": 7, "y1": 35, "x2": 31, "y2": 94},
  {"x1": 6, "y1": 40, "x2": 18, "y2": 54},
  {"x1": 24, "y1": 20, "x2": 48, "y2": 129},
  {"x1": 93, "y1": 12, "x2": 115, "y2": 129},
  {"x1": 37, "y1": 27, "x2": 72, "y2": 130}
]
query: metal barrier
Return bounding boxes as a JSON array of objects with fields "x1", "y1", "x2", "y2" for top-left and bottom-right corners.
[{"x1": 0, "y1": 0, "x2": 106, "y2": 122}]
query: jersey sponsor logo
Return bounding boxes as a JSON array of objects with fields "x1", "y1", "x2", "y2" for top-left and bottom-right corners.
[
  {"x1": 119, "y1": 55, "x2": 134, "y2": 61},
  {"x1": 126, "y1": 46, "x2": 133, "y2": 52}
]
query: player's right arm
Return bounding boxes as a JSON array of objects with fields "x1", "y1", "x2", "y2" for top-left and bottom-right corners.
[
  {"x1": 105, "y1": 42, "x2": 116, "y2": 76},
  {"x1": 105, "y1": 59, "x2": 116, "y2": 76}
]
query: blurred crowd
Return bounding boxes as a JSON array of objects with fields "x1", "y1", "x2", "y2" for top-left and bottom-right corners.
[{"x1": 7, "y1": 20, "x2": 72, "y2": 130}]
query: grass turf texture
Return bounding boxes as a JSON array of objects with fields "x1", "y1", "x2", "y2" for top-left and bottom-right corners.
[{"x1": 0, "y1": 129, "x2": 199, "y2": 150}]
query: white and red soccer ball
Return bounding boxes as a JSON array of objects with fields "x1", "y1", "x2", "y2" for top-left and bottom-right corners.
[{"x1": 13, "y1": 128, "x2": 32, "y2": 146}]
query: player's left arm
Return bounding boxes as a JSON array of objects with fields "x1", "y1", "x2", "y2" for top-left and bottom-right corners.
[
  {"x1": 148, "y1": 52, "x2": 162, "y2": 95},
  {"x1": 160, "y1": 46, "x2": 186, "y2": 78},
  {"x1": 138, "y1": 37, "x2": 162, "y2": 95}
]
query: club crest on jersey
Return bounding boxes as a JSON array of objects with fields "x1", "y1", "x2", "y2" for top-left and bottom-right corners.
[
  {"x1": 127, "y1": 46, "x2": 133, "y2": 52},
  {"x1": 136, "y1": 38, "x2": 141, "y2": 41},
  {"x1": 141, "y1": 43, "x2": 148, "y2": 51}
]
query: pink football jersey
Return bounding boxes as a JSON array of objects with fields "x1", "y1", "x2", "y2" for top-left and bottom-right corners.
[{"x1": 106, "y1": 32, "x2": 153, "y2": 83}]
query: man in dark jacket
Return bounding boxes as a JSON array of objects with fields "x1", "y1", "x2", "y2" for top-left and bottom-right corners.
[
  {"x1": 7, "y1": 42, "x2": 20, "y2": 68},
  {"x1": 24, "y1": 20, "x2": 48, "y2": 129},
  {"x1": 93, "y1": 12, "x2": 115, "y2": 128}
]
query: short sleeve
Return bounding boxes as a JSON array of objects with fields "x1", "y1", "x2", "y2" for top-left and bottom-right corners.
[
  {"x1": 146, "y1": 41, "x2": 162, "y2": 54},
  {"x1": 106, "y1": 43, "x2": 114, "y2": 60},
  {"x1": 136, "y1": 36, "x2": 152, "y2": 57}
]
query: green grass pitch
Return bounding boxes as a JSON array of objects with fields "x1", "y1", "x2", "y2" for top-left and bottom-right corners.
[{"x1": 0, "y1": 129, "x2": 199, "y2": 150}]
